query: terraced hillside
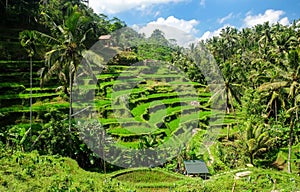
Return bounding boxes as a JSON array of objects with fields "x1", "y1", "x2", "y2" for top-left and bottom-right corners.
[
  {"x1": 1, "y1": 31, "x2": 237, "y2": 167},
  {"x1": 0, "y1": 27, "x2": 69, "y2": 131},
  {"x1": 72, "y1": 46, "x2": 238, "y2": 167}
]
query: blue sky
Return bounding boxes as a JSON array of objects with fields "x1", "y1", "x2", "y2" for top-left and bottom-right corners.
[{"x1": 89, "y1": 0, "x2": 300, "y2": 41}]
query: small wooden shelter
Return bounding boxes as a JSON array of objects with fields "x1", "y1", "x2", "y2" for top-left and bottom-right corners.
[
  {"x1": 99, "y1": 34, "x2": 112, "y2": 47},
  {"x1": 183, "y1": 160, "x2": 209, "y2": 179}
]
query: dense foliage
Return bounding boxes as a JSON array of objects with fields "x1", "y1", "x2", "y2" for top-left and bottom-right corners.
[
  {"x1": 203, "y1": 22, "x2": 300, "y2": 173},
  {"x1": 0, "y1": 0, "x2": 299, "y2": 191}
]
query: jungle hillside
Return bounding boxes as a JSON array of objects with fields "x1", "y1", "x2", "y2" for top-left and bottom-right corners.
[{"x1": 0, "y1": 0, "x2": 299, "y2": 191}]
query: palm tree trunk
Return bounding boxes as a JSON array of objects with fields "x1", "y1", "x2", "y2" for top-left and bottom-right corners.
[
  {"x1": 64, "y1": 86, "x2": 69, "y2": 96},
  {"x1": 69, "y1": 69, "x2": 72, "y2": 132},
  {"x1": 288, "y1": 114, "x2": 294, "y2": 173},
  {"x1": 20, "y1": 55, "x2": 33, "y2": 151},
  {"x1": 226, "y1": 88, "x2": 230, "y2": 114},
  {"x1": 227, "y1": 124, "x2": 230, "y2": 140},
  {"x1": 249, "y1": 151, "x2": 254, "y2": 165},
  {"x1": 30, "y1": 55, "x2": 32, "y2": 134}
]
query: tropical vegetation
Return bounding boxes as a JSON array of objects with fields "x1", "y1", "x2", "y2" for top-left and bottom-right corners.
[{"x1": 0, "y1": 0, "x2": 299, "y2": 191}]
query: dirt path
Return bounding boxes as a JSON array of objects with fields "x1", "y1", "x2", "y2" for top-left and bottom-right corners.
[{"x1": 205, "y1": 145, "x2": 214, "y2": 166}]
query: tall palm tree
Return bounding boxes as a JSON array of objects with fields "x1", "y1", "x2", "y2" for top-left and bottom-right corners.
[
  {"x1": 210, "y1": 60, "x2": 242, "y2": 114},
  {"x1": 283, "y1": 49, "x2": 300, "y2": 173},
  {"x1": 258, "y1": 22, "x2": 273, "y2": 59},
  {"x1": 260, "y1": 48, "x2": 300, "y2": 173},
  {"x1": 219, "y1": 26, "x2": 238, "y2": 62},
  {"x1": 19, "y1": 30, "x2": 37, "y2": 146},
  {"x1": 38, "y1": 9, "x2": 92, "y2": 131},
  {"x1": 239, "y1": 28, "x2": 255, "y2": 52}
]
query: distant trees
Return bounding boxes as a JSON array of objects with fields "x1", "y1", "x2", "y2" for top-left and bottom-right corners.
[
  {"x1": 149, "y1": 29, "x2": 169, "y2": 46},
  {"x1": 205, "y1": 21, "x2": 300, "y2": 171},
  {"x1": 1, "y1": 0, "x2": 40, "y2": 26}
]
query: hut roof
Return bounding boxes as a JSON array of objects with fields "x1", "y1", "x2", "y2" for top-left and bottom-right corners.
[
  {"x1": 99, "y1": 34, "x2": 111, "y2": 40},
  {"x1": 183, "y1": 160, "x2": 209, "y2": 174}
]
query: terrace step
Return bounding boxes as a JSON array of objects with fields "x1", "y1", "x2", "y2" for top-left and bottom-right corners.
[{"x1": 0, "y1": 93, "x2": 60, "y2": 108}]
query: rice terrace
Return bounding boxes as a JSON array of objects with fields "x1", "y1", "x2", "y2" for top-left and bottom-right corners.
[{"x1": 0, "y1": 0, "x2": 300, "y2": 191}]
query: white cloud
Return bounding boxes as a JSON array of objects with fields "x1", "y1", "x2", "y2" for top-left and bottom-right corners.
[
  {"x1": 200, "y1": 9, "x2": 291, "y2": 41},
  {"x1": 218, "y1": 13, "x2": 233, "y2": 24},
  {"x1": 148, "y1": 16, "x2": 199, "y2": 34},
  {"x1": 199, "y1": 24, "x2": 234, "y2": 40},
  {"x1": 136, "y1": 16, "x2": 199, "y2": 47},
  {"x1": 89, "y1": 0, "x2": 186, "y2": 14},
  {"x1": 279, "y1": 17, "x2": 290, "y2": 26},
  {"x1": 200, "y1": 0, "x2": 205, "y2": 7},
  {"x1": 131, "y1": 24, "x2": 141, "y2": 32},
  {"x1": 243, "y1": 9, "x2": 290, "y2": 27}
]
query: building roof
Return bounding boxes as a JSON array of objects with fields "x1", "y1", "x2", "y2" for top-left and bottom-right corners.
[
  {"x1": 99, "y1": 34, "x2": 111, "y2": 40},
  {"x1": 184, "y1": 160, "x2": 209, "y2": 174}
]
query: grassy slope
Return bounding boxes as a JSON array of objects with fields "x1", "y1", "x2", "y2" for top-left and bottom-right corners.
[
  {"x1": 1, "y1": 151, "x2": 298, "y2": 191},
  {"x1": 0, "y1": 151, "x2": 133, "y2": 192}
]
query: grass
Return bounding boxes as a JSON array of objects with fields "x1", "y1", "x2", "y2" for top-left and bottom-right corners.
[
  {"x1": 0, "y1": 99, "x2": 69, "y2": 113},
  {"x1": 110, "y1": 167, "x2": 196, "y2": 190},
  {"x1": 110, "y1": 87, "x2": 149, "y2": 99},
  {"x1": 0, "y1": 60, "x2": 43, "y2": 64},
  {"x1": 108, "y1": 125, "x2": 165, "y2": 136},
  {"x1": 0, "y1": 151, "x2": 134, "y2": 192},
  {"x1": 0, "y1": 82, "x2": 26, "y2": 88},
  {"x1": 206, "y1": 167, "x2": 300, "y2": 191},
  {"x1": 0, "y1": 104, "x2": 64, "y2": 113},
  {"x1": 131, "y1": 96, "x2": 210, "y2": 120},
  {"x1": 113, "y1": 169, "x2": 185, "y2": 183},
  {"x1": 167, "y1": 110, "x2": 212, "y2": 130},
  {"x1": 98, "y1": 93, "x2": 218, "y2": 146},
  {"x1": 0, "y1": 92, "x2": 59, "y2": 100},
  {"x1": 107, "y1": 127, "x2": 134, "y2": 135},
  {"x1": 0, "y1": 127, "x2": 296, "y2": 191},
  {"x1": 101, "y1": 102, "x2": 211, "y2": 136},
  {"x1": 1, "y1": 150, "x2": 298, "y2": 191},
  {"x1": 110, "y1": 166, "x2": 300, "y2": 191},
  {"x1": 130, "y1": 91, "x2": 200, "y2": 104}
]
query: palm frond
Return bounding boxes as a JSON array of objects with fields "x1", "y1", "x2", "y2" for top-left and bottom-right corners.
[{"x1": 258, "y1": 81, "x2": 287, "y2": 92}]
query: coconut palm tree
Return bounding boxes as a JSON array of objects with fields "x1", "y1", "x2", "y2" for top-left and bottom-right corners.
[
  {"x1": 260, "y1": 48, "x2": 300, "y2": 173},
  {"x1": 209, "y1": 60, "x2": 242, "y2": 114},
  {"x1": 19, "y1": 30, "x2": 36, "y2": 146},
  {"x1": 37, "y1": 9, "x2": 92, "y2": 131},
  {"x1": 219, "y1": 26, "x2": 238, "y2": 60},
  {"x1": 282, "y1": 49, "x2": 300, "y2": 173}
]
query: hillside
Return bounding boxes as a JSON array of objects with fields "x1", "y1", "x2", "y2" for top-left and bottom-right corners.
[
  {"x1": 0, "y1": 151, "x2": 299, "y2": 191},
  {"x1": 0, "y1": 0, "x2": 300, "y2": 191}
]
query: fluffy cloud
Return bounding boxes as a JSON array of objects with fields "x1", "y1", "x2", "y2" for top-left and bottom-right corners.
[
  {"x1": 136, "y1": 16, "x2": 199, "y2": 47},
  {"x1": 218, "y1": 13, "x2": 233, "y2": 24},
  {"x1": 148, "y1": 16, "x2": 199, "y2": 34},
  {"x1": 89, "y1": 0, "x2": 186, "y2": 14},
  {"x1": 243, "y1": 9, "x2": 290, "y2": 28},
  {"x1": 199, "y1": 24, "x2": 234, "y2": 40},
  {"x1": 279, "y1": 17, "x2": 290, "y2": 26},
  {"x1": 200, "y1": 9, "x2": 291, "y2": 41}
]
